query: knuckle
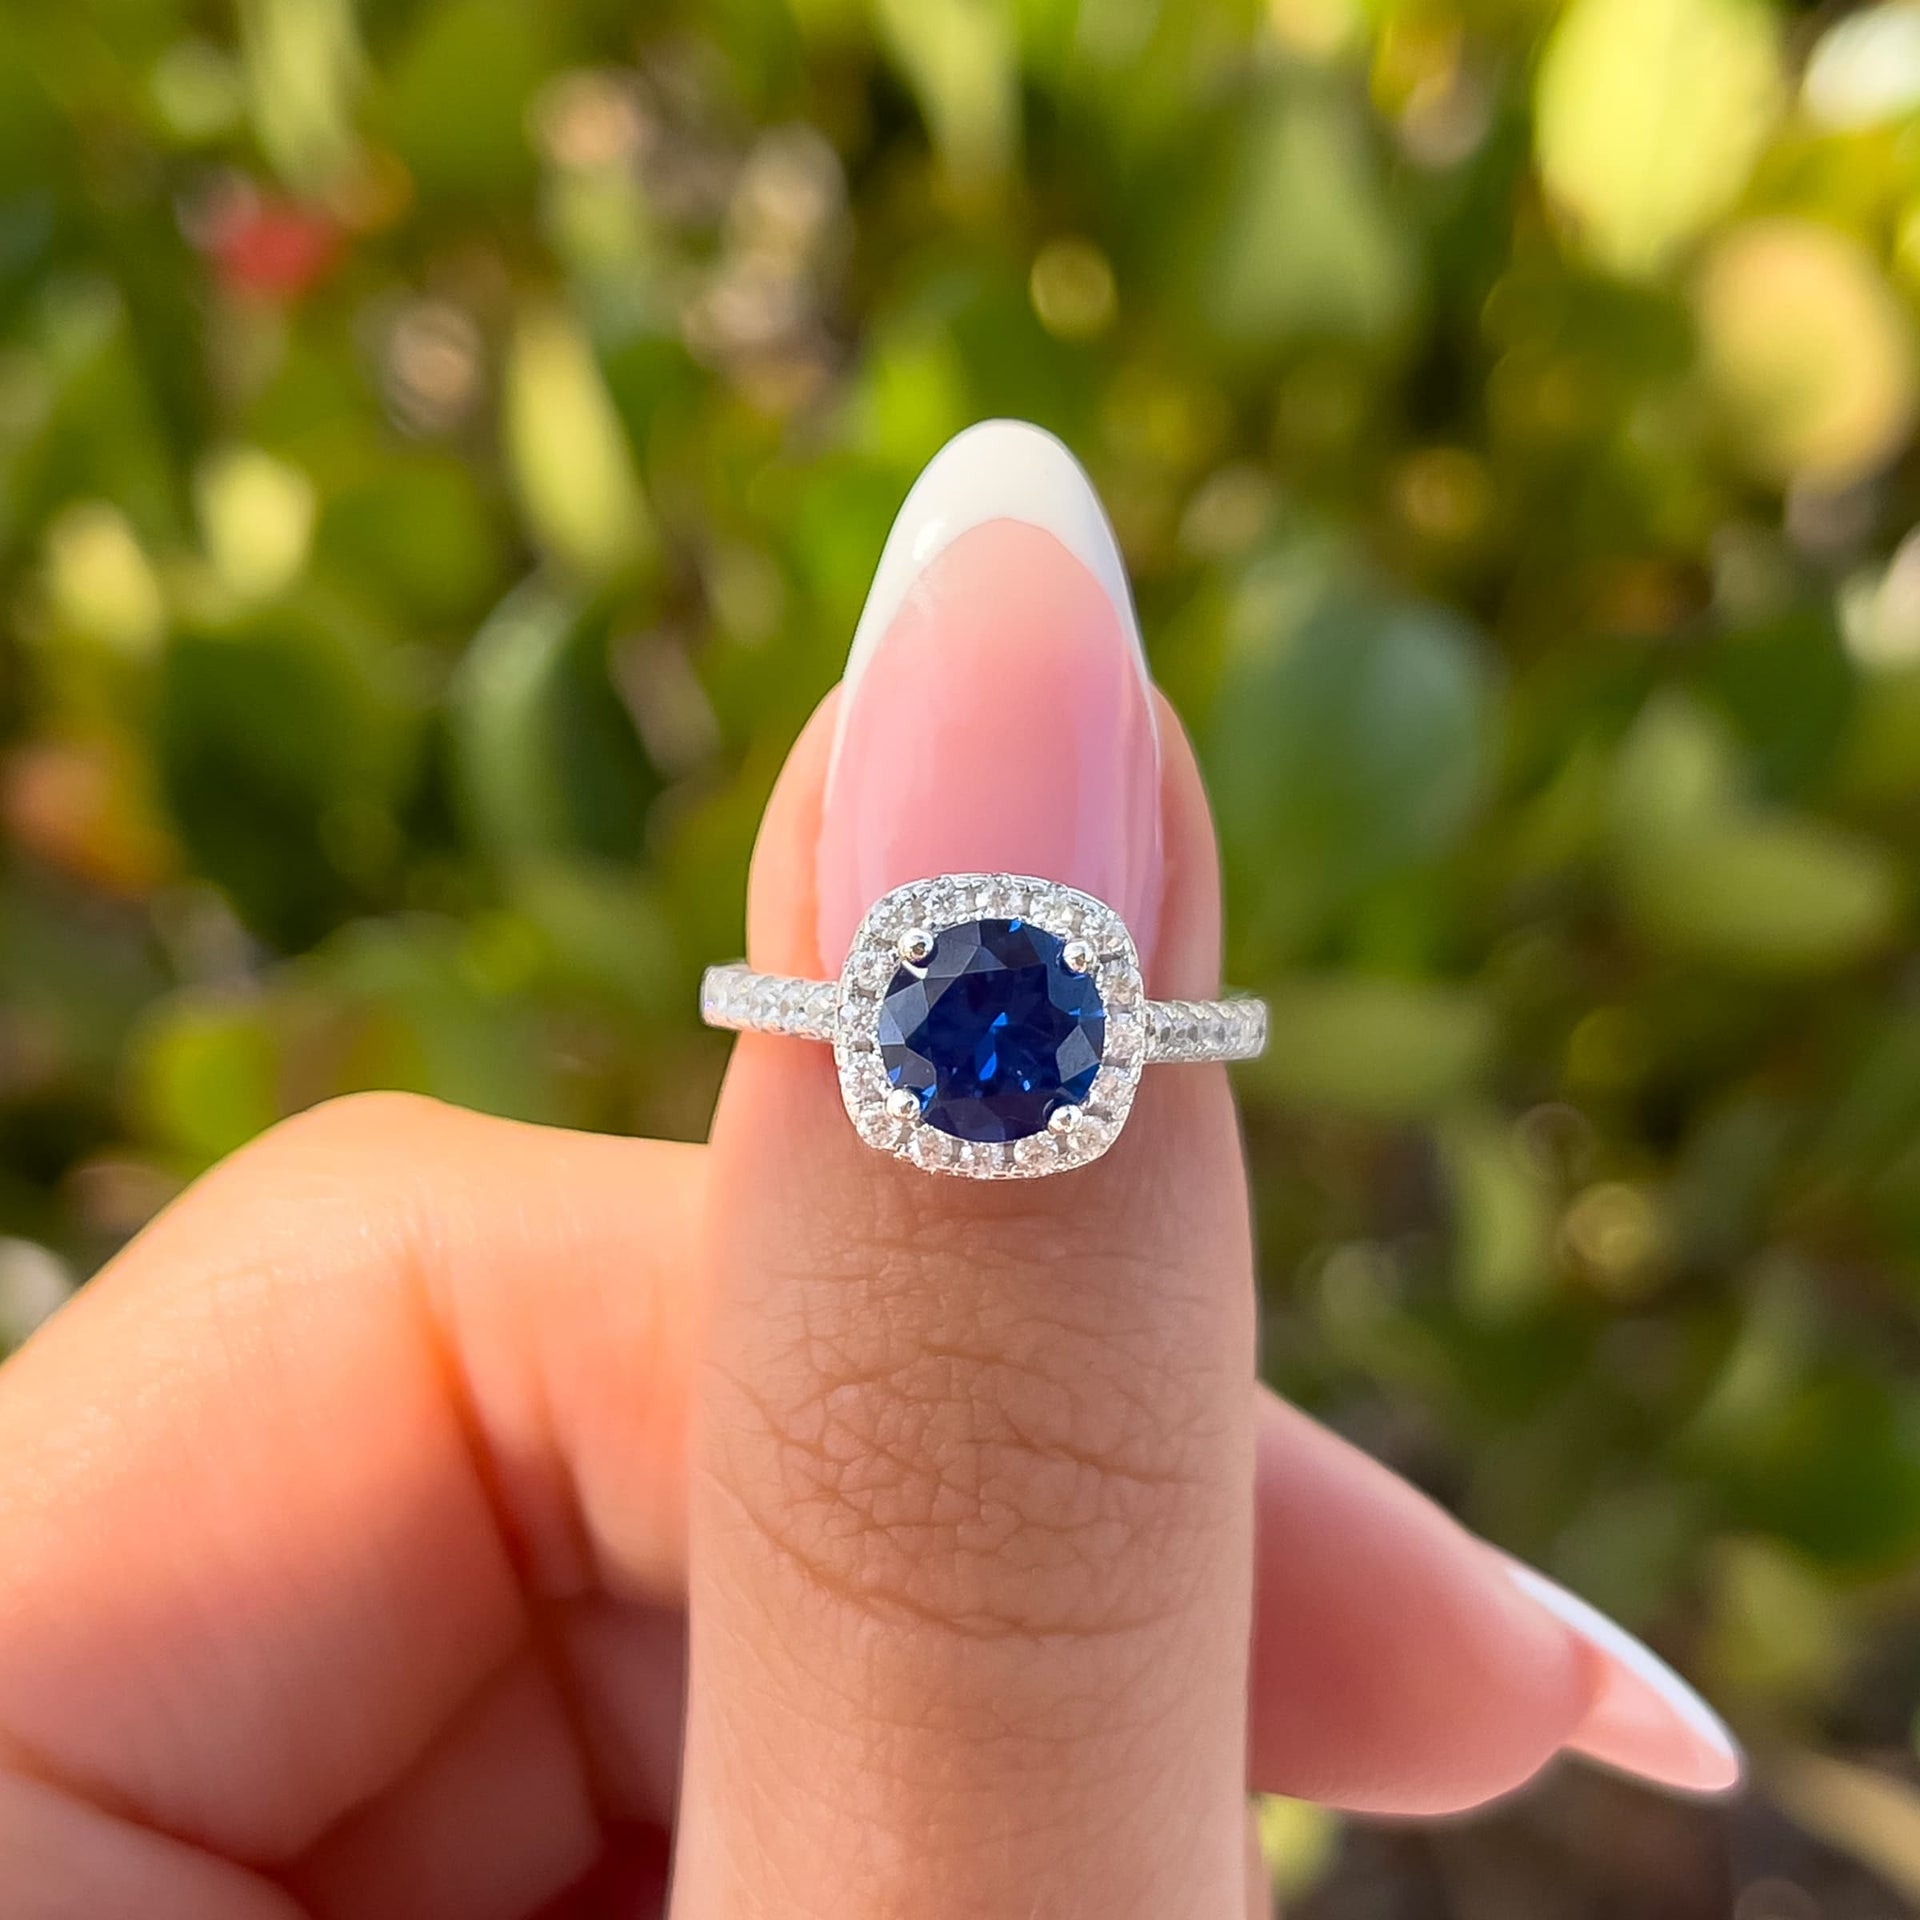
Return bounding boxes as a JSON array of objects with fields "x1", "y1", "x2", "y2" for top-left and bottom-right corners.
[
  {"x1": 261, "y1": 1087, "x2": 451, "y2": 1152},
  {"x1": 221, "y1": 1090, "x2": 457, "y2": 1200},
  {"x1": 182, "y1": 1090, "x2": 459, "y2": 1260}
]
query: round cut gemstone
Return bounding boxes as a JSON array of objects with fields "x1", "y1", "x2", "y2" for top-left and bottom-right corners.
[{"x1": 878, "y1": 918, "x2": 1105, "y2": 1143}]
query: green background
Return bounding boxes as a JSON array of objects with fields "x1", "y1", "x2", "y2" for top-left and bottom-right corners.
[{"x1": 5, "y1": 0, "x2": 1920, "y2": 1909}]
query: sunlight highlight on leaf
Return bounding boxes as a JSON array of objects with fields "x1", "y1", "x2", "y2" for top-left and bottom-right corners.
[
  {"x1": 504, "y1": 306, "x2": 656, "y2": 585},
  {"x1": 1696, "y1": 219, "x2": 1918, "y2": 488},
  {"x1": 1536, "y1": 0, "x2": 1780, "y2": 278}
]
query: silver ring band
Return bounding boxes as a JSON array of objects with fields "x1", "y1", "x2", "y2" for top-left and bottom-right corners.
[
  {"x1": 700, "y1": 963, "x2": 1268, "y2": 1064},
  {"x1": 700, "y1": 873, "x2": 1265, "y2": 1178}
]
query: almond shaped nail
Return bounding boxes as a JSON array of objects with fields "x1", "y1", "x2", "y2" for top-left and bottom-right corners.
[
  {"x1": 816, "y1": 422, "x2": 1161, "y2": 968},
  {"x1": 1506, "y1": 1562, "x2": 1743, "y2": 1796},
  {"x1": 837, "y1": 419, "x2": 1150, "y2": 710}
]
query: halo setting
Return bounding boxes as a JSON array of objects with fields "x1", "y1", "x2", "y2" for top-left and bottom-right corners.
[
  {"x1": 700, "y1": 871, "x2": 1266, "y2": 1180},
  {"x1": 835, "y1": 875, "x2": 1147, "y2": 1177}
]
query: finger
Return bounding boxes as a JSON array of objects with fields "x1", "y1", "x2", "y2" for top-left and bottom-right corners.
[
  {"x1": 278, "y1": 1601, "x2": 680, "y2": 1920},
  {"x1": 0, "y1": 1767, "x2": 303, "y2": 1920},
  {"x1": 0, "y1": 1102, "x2": 701, "y2": 1895},
  {"x1": 676, "y1": 422, "x2": 1257, "y2": 1918},
  {"x1": 1244, "y1": 1805, "x2": 1275, "y2": 1920},
  {"x1": 282, "y1": 1648, "x2": 600, "y2": 1920},
  {"x1": 1246, "y1": 1388, "x2": 1740, "y2": 1811}
]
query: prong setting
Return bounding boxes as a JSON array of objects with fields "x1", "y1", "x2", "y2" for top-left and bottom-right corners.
[
  {"x1": 1046, "y1": 1103, "x2": 1082, "y2": 1136},
  {"x1": 885, "y1": 1086, "x2": 922, "y2": 1122},
  {"x1": 897, "y1": 926, "x2": 935, "y2": 965},
  {"x1": 1061, "y1": 938, "x2": 1096, "y2": 975}
]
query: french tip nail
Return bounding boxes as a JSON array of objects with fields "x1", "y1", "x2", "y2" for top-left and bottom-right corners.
[
  {"x1": 816, "y1": 420, "x2": 1163, "y2": 966},
  {"x1": 840, "y1": 419, "x2": 1148, "y2": 698},
  {"x1": 1504, "y1": 1562, "x2": 1744, "y2": 1796}
]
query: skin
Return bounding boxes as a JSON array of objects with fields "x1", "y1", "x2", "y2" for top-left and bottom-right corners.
[{"x1": 0, "y1": 526, "x2": 1730, "y2": 1915}]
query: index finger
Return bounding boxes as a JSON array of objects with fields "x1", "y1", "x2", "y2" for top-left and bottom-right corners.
[{"x1": 0, "y1": 1099, "x2": 702, "y2": 1910}]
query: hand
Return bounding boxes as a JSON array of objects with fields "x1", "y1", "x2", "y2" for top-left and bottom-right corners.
[{"x1": 0, "y1": 424, "x2": 1737, "y2": 1919}]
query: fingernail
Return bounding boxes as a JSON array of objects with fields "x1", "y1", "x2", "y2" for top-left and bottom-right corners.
[
  {"x1": 1505, "y1": 1562, "x2": 1744, "y2": 1795},
  {"x1": 816, "y1": 420, "x2": 1161, "y2": 967}
]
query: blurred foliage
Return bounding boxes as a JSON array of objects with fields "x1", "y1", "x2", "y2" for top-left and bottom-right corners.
[{"x1": 6, "y1": 0, "x2": 1920, "y2": 1910}]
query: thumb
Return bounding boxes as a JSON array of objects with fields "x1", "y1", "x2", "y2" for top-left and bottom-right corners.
[{"x1": 675, "y1": 421, "x2": 1256, "y2": 1919}]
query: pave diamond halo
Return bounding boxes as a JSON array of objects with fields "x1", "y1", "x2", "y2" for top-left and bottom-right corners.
[
  {"x1": 838, "y1": 875, "x2": 1145, "y2": 1178},
  {"x1": 700, "y1": 872, "x2": 1267, "y2": 1181}
]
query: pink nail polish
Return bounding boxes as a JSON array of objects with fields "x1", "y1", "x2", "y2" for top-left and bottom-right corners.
[
  {"x1": 1505, "y1": 1563, "x2": 1744, "y2": 1795},
  {"x1": 815, "y1": 422, "x2": 1162, "y2": 970}
]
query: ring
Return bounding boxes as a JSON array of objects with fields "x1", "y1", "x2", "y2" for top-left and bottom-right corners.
[{"x1": 700, "y1": 873, "x2": 1268, "y2": 1179}]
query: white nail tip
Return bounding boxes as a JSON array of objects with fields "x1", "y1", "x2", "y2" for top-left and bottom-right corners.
[
  {"x1": 1506, "y1": 1563, "x2": 1742, "y2": 1770},
  {"x1": 840, "y1": 419, "x2": 1147, "y2": 699}
]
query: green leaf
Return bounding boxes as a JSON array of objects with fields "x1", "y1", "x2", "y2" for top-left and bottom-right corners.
[
  {"x1": 299, "y1": 916, "x2": 579, "y2": 1122},
  {"x1": 1190, "y1": 83, "x2": 1416, "y2": 350},
  {"x1": 449, "y1": 579, "x2": 661, "y2": 873},
  {"x1": 1722, "y1": 1371, "x2": 1920, "y2": 1568},
  {"x1": 1441, "y1": 1108, "x2": 1557, "y2": 1319},
  {"x1": 1249, "y1": 975, "x2": 1494, "y2": 1119},
  {"x1": 504, "y1": 305, "x2": 657, "y2": 587},
  {"x1": 316, "y1": 455, "x2": 503, "y2": 627},
  {"x1": 238, "y1": 0, "x2": 364, "y2": 195},
  {"x1": 194, "y1": 446, "x2": 316, "y2": 603},
  {"x1": 1706, "y1": 1537, "x2": 1849, "y2": 1699},
  {"x1": 1695, "y1": 219, "x2": 1917, "y2": 489},
  {"x1": 1624, "y1": 819, "x2": 1901, "y2": 973},
  {"x1": 1211, "y1": 565, "x2": 1497, "y2": 960},
  {"x1": 1253, "y1": 1796, "x2": 1341, "y2": 1904},
  {"x1": 129, "y1": 998, "x2": 282, "y2": 1168},
  {"x1": 1611, "y1": 696, "x2": 1902, "y2": 974},
  {"x1": 1703, "y1": 605, "x2": 1855, "y2": 798},
  {"x1": 1536, "y1": 0, "x2": 1781, "y2": 278},
  {"x1": 381, "y1": 0, "x2": 554, "y2": 199},
  {"x1": 1843, "y1": 663, "x2": 1920, "y2": 805},
  {"x1": 869, "y1": 0, "x2": 1020, "y2": 194},
  {"x1": 157, "y1": 597, "x2": 418, "y2": 948}
]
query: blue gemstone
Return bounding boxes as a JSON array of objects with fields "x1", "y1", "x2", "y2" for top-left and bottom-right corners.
[{"x1": 878, "y1": 918, "x2": 1106, "y2": 1143}]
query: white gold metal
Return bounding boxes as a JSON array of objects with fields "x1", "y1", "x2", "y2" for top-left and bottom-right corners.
[
  {"x1": 1061, "y1": 937, "x2": 1096, "y2": 975},
  {"x1": 699, "y1": 873, "x2": 1268, "y2": 1179}
]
